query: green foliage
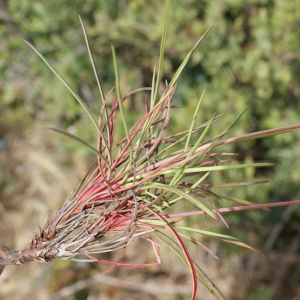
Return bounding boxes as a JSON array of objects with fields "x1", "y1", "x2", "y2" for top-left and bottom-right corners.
[
  {"x1": 1, "y1": 1, "x2": 300, "y2": 297},
  {"x1": 246, "y1": 286, "x2": 274, "y2": 300}
]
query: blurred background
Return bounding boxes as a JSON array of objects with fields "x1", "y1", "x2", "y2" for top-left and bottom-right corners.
[{"x1": 1, "y1": 0, "x2": 300, "y2": 299}]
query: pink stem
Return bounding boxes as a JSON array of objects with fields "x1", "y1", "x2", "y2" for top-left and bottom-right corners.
[{"x1": 146, "y1": 200, "x2": 300, "y2": 220}]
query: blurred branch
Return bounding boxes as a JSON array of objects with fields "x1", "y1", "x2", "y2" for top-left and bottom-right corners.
[
  {"x1": 49, "y1": 273, "x2": 192, "y2": 299},
  {"x1": 264, "y1": 193, "x2": 300, "y2": 251}
]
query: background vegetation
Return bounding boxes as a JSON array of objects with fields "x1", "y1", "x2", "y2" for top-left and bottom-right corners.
[{"x1": 0, "y1": 0, "x2": 300, "y2": 299}]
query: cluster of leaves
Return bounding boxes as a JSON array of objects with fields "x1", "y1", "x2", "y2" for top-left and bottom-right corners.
[{"x1": 13, "y1": 2, "x2": 298, "y2": 298}]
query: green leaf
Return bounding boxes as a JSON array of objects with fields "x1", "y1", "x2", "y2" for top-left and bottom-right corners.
[
  {"x1": 46, "y1": 127, "x2": 109, "y2": 165},
  {"x1": 174, "y1": 226, "x2": 238, "y2": 240},
  {"x1": 24, "y1": 41, "x2": 101, "y2": 135},
  {"x1": 141, "y1": 183, "x2": 217, "y2": 219}
]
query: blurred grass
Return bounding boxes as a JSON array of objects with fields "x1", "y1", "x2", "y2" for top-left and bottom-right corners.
[{"x1": 1, "y1": 0, "x2": 300, "y2": 299}]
